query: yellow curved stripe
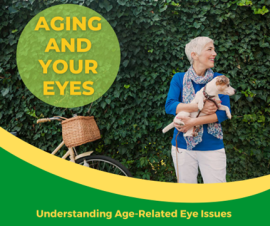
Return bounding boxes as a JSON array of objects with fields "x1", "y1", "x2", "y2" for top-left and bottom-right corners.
[{"x1": 0, "y1": 127, "x2": 269, "y2": 203}]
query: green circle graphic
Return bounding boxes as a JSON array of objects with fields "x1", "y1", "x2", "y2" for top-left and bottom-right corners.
[{"x1": 17, "y1": 4, "x2": 120, "y2": 108}]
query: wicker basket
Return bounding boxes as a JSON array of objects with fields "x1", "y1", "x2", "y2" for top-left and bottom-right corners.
[{"x1": 62, "y1": 116, "x2": 101, "y2": 148}]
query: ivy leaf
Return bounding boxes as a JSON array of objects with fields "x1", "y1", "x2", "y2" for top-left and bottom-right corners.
[
  {"x1": 133, "y1": 6, "x2": 142, "y2": 16},
  {"x1": 110, "y1": 20, "x2": 117, "y2": 27},
  {"x1": 122, "y1": 60, "x2": 129, "y2": 67},
  {"x1": 8, "y1": 7, "x2": 18, "y2": 14},
  {"x1": 2, "y1": 88, "x2": 9, "y2": 97},
  {"x1": 118, "y1": 119, "x2": 125, "y2": 125},
  {"x1": 103, "y1": 0, "x2": 113, "y2": 12},
  {"x1": 119, "y1": 146, "x2": 127, "y2": 154},
  {"x1": 120, "y1": 130, "x2": 126, "y2": 138},
  {"x1": 193, "y1": 22, "x2": 201, "y2": 28},
  {"x1": 153, "y1": 14, "x2": 160, "y2": 21},
  {"x1": 159, "y1": 5, "x2": 167, "y2": 13},
  {"x1": 217, "y1": 17, "x2": 223, "y2": 22},
  {"x1": 254, "y1": 51, "x2": 263, "y2": 59},
  {"x1": 117, "y1": 0, "x2": 127, "y2": 6},
  {"x1": 134, "y1": 47, "x2": 140, "y2": 55},
  {"x1": 114, "y1": 90, "x2": 120, "y2": 98},
  {"x1": 101, "y1": 102, "x2": 106, "y2": 109},
  {"x1": 16, "y1": 112, "x2": 24, "y2": 118},
  {"x1": 105, "y1": 99, "x2": 111, "y2": 104},
  {"x1": 33, "y1": 133, "x2": 40, "y2": 140},
  {"x1": 234, "y1": 94, "x2": 242, "y2": 102},
  {"x1": 260, "y1": 42, "x2": 269, "y2": 48},
  {"x1": 246, "y1": 97, "x2": 253, "y2": 102}
]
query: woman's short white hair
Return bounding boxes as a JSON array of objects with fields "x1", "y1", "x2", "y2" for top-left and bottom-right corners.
[{"x1": 185, "y1": 37, "x2": 214, "y2": 65}]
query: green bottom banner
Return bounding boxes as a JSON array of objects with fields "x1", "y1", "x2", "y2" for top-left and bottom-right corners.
[{"x1": 0, "y1": 146, "x2": 269, "y2": 226}]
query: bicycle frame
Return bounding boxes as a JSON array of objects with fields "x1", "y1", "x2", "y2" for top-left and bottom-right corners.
[
  {"x1": 36, "y1": 117, "x2": 94, "y2": 163},
  {"x1": 51, "y1": 141, "x2": 93, "y2": 162}
]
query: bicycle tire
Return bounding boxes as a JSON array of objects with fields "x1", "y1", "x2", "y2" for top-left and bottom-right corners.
[{"x1": 75, "y1": 155, "x2": 132, "y2": 177}]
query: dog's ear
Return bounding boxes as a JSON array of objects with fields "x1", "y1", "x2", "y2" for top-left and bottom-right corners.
[{"x1": 216, "y1": 75, "x2": 229, "y2": 85}]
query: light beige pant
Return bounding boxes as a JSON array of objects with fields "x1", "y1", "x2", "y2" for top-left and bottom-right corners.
[{"x1": 171, "y1": 146, "x2": 227, "y2": 184}]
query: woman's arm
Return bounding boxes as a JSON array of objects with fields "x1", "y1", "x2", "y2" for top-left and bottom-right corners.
[
  {"x1": 193, "y1": 114, "x2": 218, "y2": 125},
  {"x1": 166, "y1": 73, "x2": 203, "y2": 115},
  {"x1": 176, "y1": 94, "x2": 231, "y2": 132},
  {"x1": 176, "y1": 103, "x2": 198, "y2": 113},
  {"x1": 165, "y1": 73, "x2": 221, "y2": 116},
  {"x1": 165, "y1": 74, "x2": 183, "y2": 116},
  {"x1": 176, "y1": 114, "x2": 218, "y2": 133},
  {"x1": 176, "y1": 99, "x2": 221, "y2": 114}
]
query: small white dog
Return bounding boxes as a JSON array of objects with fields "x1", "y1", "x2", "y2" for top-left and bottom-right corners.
[{"x1": 162, "y1": 75, "x2": 235, "y2": 136}]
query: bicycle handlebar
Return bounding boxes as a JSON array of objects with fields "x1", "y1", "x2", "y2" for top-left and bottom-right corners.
[
  {"x1": 37, "y1": 117, "x2": 64, "y2": 124},
  {"x1": 37, "y1": 118, "x2": 52, "y2": 124}
]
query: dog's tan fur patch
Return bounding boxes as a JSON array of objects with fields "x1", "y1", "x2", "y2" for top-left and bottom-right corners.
[{"x1": 216, "y1": 75, "x2": 229, "y2": 85}]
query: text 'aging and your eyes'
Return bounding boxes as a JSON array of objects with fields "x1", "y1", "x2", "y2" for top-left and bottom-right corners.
[{"x1": 35, "y1": 16, "x2": 102, "y2": 96}]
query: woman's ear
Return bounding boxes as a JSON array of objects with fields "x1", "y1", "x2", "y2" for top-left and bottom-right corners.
[{"x1": 191, "y1": 52, "x2": 197, "y2": 61}]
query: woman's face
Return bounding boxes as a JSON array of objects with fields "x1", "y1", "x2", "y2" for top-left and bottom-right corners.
[{"x1": 194, "y1": 42, "x2": 217, "y2": 69}]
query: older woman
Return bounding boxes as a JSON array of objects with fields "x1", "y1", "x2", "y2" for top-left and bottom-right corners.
[{"x1": 165, "y1": 37, "x2": 231, "y2": 184}]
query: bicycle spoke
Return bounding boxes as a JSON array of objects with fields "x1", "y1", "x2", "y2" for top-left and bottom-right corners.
[
  {"x1": 89, "y1": 160, "x2": 95, "y2": 168},
  {"x1": 107, "y1": 163, "x2": 112, "y2": 172},
  {"x1": 101, "y1": 161, "x2": 106, "y2": 171},
  {"x1": 79, "y1": 157, "x2": 131, "y2": 177},
  {"x1": 112, "y1": 166, "x2": 118, "y2": 174}
]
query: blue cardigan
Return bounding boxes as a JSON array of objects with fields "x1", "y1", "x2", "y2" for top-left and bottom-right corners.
[{"x1": 165, "y1": 72, "x2": 231, "y2": 151}]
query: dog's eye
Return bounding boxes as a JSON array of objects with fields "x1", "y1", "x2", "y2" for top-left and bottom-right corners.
[{"x1": 227, "y1": 84, "x2": 230, "y2": 87}]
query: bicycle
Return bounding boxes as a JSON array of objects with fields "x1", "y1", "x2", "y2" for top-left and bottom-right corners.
[{"x1": 34, "y1": 116, "x2": 132, "y2": 177}]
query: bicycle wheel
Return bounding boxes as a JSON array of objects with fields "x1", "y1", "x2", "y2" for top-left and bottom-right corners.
[{"x1": 75, "y1": 155, "x2": 132, "y2": 177}]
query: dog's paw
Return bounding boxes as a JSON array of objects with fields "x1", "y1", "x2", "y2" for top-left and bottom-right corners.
[
  {"x1": 198, "y1": 102, "x2": 204, "y2": 111},
  {"x1": 226, "y1": 111, "x2": 232, "y2": 119},
  {"x1": 174, "y1": 118, "x2": 185, "y2": 126}
]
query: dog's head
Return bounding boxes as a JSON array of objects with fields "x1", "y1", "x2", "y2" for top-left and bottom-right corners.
[{"x1": 215, "y1": 75, "x2": 235, "y2": 96}]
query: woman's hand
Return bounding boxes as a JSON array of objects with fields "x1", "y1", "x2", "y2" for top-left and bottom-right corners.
[
  {"x1": 201, "y1": 99, "x2": 221, "y2": 115},
  {"x1": 174, "y1": 116, "x2": 196, "y2": 133}
]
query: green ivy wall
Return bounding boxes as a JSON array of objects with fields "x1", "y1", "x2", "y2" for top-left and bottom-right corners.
[{"x1": 1, "y1": 0, "x2": 270, "y2": 182}]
